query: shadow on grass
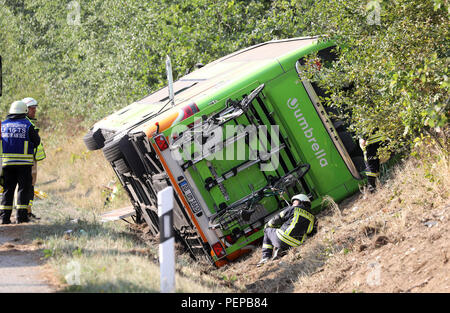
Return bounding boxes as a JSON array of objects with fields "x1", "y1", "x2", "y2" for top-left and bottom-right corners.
[
  {"x1": 3, "y1": 220, "x2": 154, "y2": 261},
  {"x1": 244, "y1": 243, "x2": 328, "y2": 293},
  {"x1": 23, "y1": 219, "x2": 141, "y2": 243},
  {"x1": 63, "y1": 280, "x2": 160, "y2": 293}
]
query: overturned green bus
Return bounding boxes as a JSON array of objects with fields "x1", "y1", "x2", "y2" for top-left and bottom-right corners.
[{"x1": 84, "y1": 37, "x2": 365, "y2": 266}]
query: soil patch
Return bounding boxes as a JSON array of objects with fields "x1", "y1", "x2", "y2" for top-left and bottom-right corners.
[{"x1": 0, "y1": 224, "x2": 60, "y2": 293}]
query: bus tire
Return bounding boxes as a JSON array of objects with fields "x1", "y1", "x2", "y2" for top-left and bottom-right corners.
[
  {"x1": 103, "y1": 137, "x2": 123, "y2": 162},
  {"x1": 114, "y1": 158, "x2": 130, "y2": 174},
  {"x1": 84, "y1": 129, "x2": 105, "y2": 151},
  {"x1": 338, "y1": 131, "x2": 358, "y2": 156},
  {"x1": 352, "y1": 156, "x2": 366, "y2": 172}
]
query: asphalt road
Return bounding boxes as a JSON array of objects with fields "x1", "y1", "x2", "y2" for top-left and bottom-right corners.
[{"x1": 0, "y1": 225, "x2": 55, "y2": 293}]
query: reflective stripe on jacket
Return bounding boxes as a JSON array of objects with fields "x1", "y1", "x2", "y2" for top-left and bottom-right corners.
[
  {"x1": 1, "y1": 118, "x2": 35, "y2": 166},
  {"x1": 34, "y1": 143, "x2": 46, "y2": 161},
  {"x1": 366, "y1": 133, "x2": 385, "y2": 146},
  {"x1": 26, "y1": 117, "x2": 46, "y2": 161},
  {"x1": 268, "y1": 205, "x2": 315, "y2": 248}
]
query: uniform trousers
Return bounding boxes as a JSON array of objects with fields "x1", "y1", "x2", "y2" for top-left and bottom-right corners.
[{"x1": 0, "y1": 165, "x2": 32, "y2": 222}]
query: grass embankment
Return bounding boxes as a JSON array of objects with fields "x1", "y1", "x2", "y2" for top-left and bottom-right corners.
[
  {"x1": 29, "y1": 128, "x2": 232, "y2": 293},
  {"x1": 27, "y1": 127, "x2": 449, "y2": 293},
  {"x1": 290, "y1": 142, "x2": 449, "y2": 293},
  {"x1": 215, "y1": 140, "x2": 449, "y2": 293}
]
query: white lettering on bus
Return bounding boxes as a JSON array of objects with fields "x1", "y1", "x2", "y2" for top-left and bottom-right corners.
[{"x1": 287, "y1": 98, "x2": 328, "y2": 167}]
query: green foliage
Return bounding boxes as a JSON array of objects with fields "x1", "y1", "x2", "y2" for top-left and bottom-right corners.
[
  {"x1": 72, "y1": 247, "x2": 83, "y2": 257},
  {"x1": 43, "y1": 248, "x2": 54, "y2": 259},
  {"x1": 296, "y1": 0, "x2": 449, "y2": 155},
  {"x1": 1, "y1": 0, "x2": 448, "y2": 156},
  {"x1": 0, "y1": 0, "x2": 291, "y2": 125}
]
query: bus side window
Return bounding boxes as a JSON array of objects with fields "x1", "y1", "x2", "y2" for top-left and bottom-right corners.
[
  {"x1": 297, "y1": 45, "x2": 353, "y2": 106},
  {"x1": 297, "y1": 45, "x2": 338, "y2": 68},
  {"x1": 317, "y1": 45, "x2": 339, "y2": 67}
]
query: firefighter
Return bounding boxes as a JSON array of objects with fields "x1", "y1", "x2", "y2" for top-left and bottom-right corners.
[
  {"x1": 257, "y1": 193, "x2": 315, "y2": 267},
  {"x1": 359, "y1": 130, "x2": 386, "y2": 193},
  {"x1": 0, "y1": 100, "x2": 41, "y2": 224},
  {"x1": 22, "y1": 97, "x2": 46, "y2": 220}
]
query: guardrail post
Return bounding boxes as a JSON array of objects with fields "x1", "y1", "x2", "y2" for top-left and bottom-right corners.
[{"x1": 158, "y1": 186, "x2": 175, "y2": 293}]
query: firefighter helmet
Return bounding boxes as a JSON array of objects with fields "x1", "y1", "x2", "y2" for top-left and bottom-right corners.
[
  {"x1": 22, "y1": 97, "x2": 38, "y2": 107},
  {"x1": 291, "y1": 194, "x2": 310, "y2": 203},
  {"x1": 9, "y1": 100, "x2": 28, "y2": 114}
]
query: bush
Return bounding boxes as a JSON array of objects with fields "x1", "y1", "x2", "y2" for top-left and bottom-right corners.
[
  {"x1": 1, "y1": 0, "x2": 447, "y2": 156},
  {"x1": 296, "y1": 0, "x2": 449, "y2": 155}
]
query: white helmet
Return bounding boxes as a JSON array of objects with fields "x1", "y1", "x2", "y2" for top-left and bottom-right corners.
[
  {"x1": 291, "y1": 194, "x2": 310, "y2": 203},
  {"x1": 9, "y1": 100, "x2": 28, "y2": 114},
  {"x1": 22, "y1": 97, "x2": 38, "y2": 107}
]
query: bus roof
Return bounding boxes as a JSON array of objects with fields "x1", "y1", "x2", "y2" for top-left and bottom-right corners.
[{"x1": 130, "y1": 37, "x2": 321, "y2": 136}]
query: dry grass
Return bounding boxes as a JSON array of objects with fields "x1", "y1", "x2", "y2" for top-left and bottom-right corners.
[
  {"x1": 214, "y1": 140, "x2": 449, "y2": 293},
  {"x1": 26, "y1": 126, "x2": 449, "y2": 293},
  {"x1": 289, "y1": 142, "x2": 449, "y2": 292},
  {"x1": 42, "y1": 225, "x2": 231, "y2": 293},
  {"x1": 37, "y1": 130, "x2": 128, "y2": 214},
  {"x1": 28, "y1": 128, "x2": 232, "y2": 293}
]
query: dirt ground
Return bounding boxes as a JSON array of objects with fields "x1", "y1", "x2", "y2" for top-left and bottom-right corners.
[
  {"x1": 131, "y1": 185, "x2": 449, "y2": 294},
  {"x1": 210, "y1": 190, "x2": 450, "y2": 293},
  {"x1": 1, "y1": 191, "x2": 448, "y2": 293},
  {"x1": 1, "y1": 152, "x2": 448, "y2": 294},
  {"x1": 0, "y1": 223, "x2": 59, "y2": 293}
]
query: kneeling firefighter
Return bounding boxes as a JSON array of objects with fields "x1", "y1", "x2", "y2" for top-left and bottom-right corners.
[
  {"x1": 0, "y1": 100, "x2": 41, "y2": 224},
  {"x1": 258, "y1": 193, "x2": 315, "y2": 266}
]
